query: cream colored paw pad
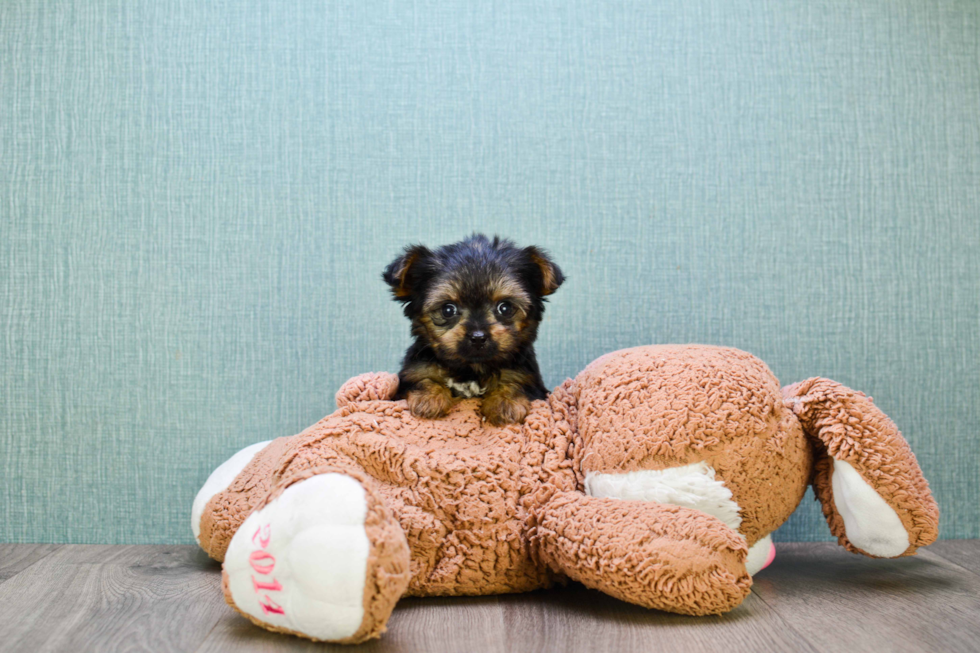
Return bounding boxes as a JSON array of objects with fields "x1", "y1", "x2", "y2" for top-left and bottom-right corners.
[
  {"x1": 831, "y1": 459, "x2": 910, "y2": 557},
  {"x1": 223, "y1": 474, "x2": 370, "y2": 641}
]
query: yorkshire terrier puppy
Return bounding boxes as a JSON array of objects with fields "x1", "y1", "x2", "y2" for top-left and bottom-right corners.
[{"x1": 383, "y1": 234, "x2": 564, "y2": 425}]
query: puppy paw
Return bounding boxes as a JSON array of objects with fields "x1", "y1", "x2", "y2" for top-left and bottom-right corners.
[
  {"x1": 481, "y1": 393, "x2": 530, "y2": 425},
  {"x1": 406, "y1": 384, "x2": 454, "y2": 419}
]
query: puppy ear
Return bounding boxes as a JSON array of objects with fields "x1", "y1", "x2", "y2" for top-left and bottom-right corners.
[
  {"x1": 524, "y1": 246, "x2": 564, "y2": 296},
  {"x1": 383, "y1": 245, "x2": 433, "y2": 299}
]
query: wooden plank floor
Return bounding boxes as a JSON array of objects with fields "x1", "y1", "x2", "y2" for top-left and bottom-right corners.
[{"x1": 0, "y1": 541, "x2": 977, "y2": 652}]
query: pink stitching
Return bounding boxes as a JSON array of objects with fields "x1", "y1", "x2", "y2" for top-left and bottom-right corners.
[
  {"x1": 247, "y1": 523, "x2": 286, "y2": 615},
  {"x1": 252, "y1": 576, "x2": 283, "y2": 592},
  {"x1": 249, "y1": 550, "x2": 276, "y2": 575},
  {"x1": 251, "y1": 524, "x2": 271, "y2": 548},
  {"x1": 259, "y1": 595, "x2": 285, "y2": 615}
]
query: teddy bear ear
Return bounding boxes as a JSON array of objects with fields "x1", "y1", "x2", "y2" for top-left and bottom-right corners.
[
  {"x1": 382, "y1": 245, "x2": 433, "y2": 300},
  {"x1": 523, "y1": 246, "x2": 565, "y2": 296}
]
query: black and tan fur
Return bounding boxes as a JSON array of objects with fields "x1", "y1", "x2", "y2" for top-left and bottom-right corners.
[{"x1": 383, "y1": 234, "x2": 564, "y2": 425}]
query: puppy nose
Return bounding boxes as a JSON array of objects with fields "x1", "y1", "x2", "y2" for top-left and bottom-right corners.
[{"x1": 469, "y1": 331, "x2": 488, "y2": 346}]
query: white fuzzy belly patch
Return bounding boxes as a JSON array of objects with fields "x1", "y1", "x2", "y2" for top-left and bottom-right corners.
[{"x1": 584, "y1": 461, "x2": 743, "y2": 531}]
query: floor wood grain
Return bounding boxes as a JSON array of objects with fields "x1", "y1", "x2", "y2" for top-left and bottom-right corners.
[
  {"x1": 0, "y1": 543, "x2": 61, "y2": 584},
  {"x1": 0, "y1": 545, "x2": 228, "y2": 653},
  {"x1": 0, "y1": 542, "x2": 975, "y2": 652},
  {"x1": 926, "y1": 539, "x2": 980, "y2": 576},
  {"x1": 500, "y1": 584, "x2": 818, "y2": 653},
  {"x1": 197, "y1": 595, "x2": 509, "y2": 653},
  {"x1": 751, "y1": 542, "x2": 980, "y2": 653}
]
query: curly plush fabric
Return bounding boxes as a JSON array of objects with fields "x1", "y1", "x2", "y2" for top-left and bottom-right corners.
[
  {"x1": 532, "y1": 491, "x2": 752, "y2": 615},
  {"x1": 193, "y1": 345, "x2": 939, "y2": 643}
]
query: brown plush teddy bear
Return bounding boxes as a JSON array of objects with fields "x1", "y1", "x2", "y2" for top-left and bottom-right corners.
[{"x1": 192, "y1": 345, "x2": 939, "y2": 644}]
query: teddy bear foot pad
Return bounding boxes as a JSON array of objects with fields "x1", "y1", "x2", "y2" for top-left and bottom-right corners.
[{"x1": 222, "y1": 474, "x2": 381, "y2": 642}]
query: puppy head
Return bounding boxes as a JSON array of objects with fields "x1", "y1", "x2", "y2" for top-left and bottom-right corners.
[{"x1": 383, "y1": 234, "x2": 564, "y2": 366}]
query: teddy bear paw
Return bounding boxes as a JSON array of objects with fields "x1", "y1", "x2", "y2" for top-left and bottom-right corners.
[
  {"x1": 831, "y1": 459, "x2": 911, "y2": 557},
  {"x1": 222, "y1": 473, "x2": 410, "y2": 643}
]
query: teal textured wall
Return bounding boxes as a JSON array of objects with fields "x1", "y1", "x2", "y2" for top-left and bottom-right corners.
[{"x1": 1, "y1": 0, "x2": 978, "y2": 544}]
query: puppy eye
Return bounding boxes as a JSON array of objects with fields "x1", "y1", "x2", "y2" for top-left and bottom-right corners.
[
  {"x1": 495, "y1": 301, "x2": 513, "y2": 317},
  {"x1": 440, "y1": 303, "x2": 458, "y2": 319}
]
